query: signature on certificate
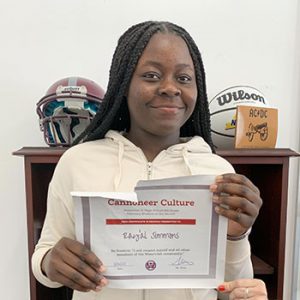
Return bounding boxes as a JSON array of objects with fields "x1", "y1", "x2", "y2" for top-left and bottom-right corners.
[
  {"x1": 170, "y1": 255, "x2": 194, "y2": 266},
  {"x1": 109, "y1": 261, "x2": 132, "y2": 269}
]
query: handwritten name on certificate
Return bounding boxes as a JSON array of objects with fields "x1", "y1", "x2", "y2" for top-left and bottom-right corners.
[{"x1": 72, "y1": 175, "x2": 228, "y2": 289}]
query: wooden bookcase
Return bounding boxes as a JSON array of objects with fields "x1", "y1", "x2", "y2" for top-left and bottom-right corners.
[{"x1": 13, "y1": 147, "x2": 299, "y2": 300}]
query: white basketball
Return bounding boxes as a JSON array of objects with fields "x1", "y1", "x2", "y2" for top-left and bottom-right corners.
[{"x1": 209, "y1": 86, "x2": 268, "y2": 149}]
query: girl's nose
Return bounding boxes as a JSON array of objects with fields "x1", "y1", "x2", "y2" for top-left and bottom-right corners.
[{"x1": 158, "y1": 79, "x2": 181, "y2": 97}]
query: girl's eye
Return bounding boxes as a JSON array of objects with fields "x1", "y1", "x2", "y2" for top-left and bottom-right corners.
[
  {"x1": 142, "y1": 72, "x2": 160, "y2": 80},
  {"x1": 178, "y1": 75, "x2": 192, "y2": 83}
]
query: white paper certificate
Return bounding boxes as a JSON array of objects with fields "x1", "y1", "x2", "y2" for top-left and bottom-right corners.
[{"x1": 72, "y1": 175, "x2": 228, "y2": 289}]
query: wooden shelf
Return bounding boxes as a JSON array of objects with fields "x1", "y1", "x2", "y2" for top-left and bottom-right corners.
[{"x1": 252, "y1": 254, "x2": 274, "y2": 275}]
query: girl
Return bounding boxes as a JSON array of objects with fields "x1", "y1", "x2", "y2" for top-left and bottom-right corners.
[{"x1": 33, "y1": 21, "x2": 263, "y2": 300}]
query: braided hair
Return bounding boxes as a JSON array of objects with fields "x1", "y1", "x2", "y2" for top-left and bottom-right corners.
[{"x1": 74, "y1": 21, "x2": 214, "y2": 151}]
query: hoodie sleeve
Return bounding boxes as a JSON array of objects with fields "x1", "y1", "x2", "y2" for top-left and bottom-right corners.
[{"x1": 217, "y1": 237, "x2": 253, "y2": 300}]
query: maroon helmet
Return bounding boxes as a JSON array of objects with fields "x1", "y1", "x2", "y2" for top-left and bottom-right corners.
[{"x1": 37, "y1": 77, "x2": 105, "y2": 146}]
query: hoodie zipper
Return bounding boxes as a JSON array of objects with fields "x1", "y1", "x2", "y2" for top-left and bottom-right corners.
[{"x1": 147, "y1": 162, "x2": 152, "y2": 179}]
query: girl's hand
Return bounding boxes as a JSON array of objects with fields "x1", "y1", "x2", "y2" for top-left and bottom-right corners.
[
  {"x1": 42, "y1": 237, "x2": 108, "y2": 292},
  {"x1": 218, "y1": 279, "x2": 268, "y2": 299},
  {"x1": 210, "y1": 173, "x2": 262, "y2": 237}
]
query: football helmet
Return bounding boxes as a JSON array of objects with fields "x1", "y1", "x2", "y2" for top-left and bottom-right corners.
[{"x1": 37, "y1": 77, "x2": 105, "y2": 146}]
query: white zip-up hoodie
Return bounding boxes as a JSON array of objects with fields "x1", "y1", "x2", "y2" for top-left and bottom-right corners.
[{"x1": 32, "y1": 130, "x2": 253, "y2": 300}]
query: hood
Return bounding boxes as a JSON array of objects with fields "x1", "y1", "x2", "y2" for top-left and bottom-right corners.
[
  {"x1": 104, "y1": 130, "x2": 213, "y2": 190},
  {"x1": 105, "y1": 130, "x2": 212, "y2": 155}
]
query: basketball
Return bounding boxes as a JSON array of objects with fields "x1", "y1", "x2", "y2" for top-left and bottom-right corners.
[{"x1": 209, "y1": 86, "x2": 268, "y2": 149}]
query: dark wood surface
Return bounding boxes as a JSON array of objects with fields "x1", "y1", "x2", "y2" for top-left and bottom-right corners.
[
  {"x1": 13, "y1": 147, "x2": 300, "y2": 300},
  {"x1": 14, "y1": 146, "x2": 298, "y2": 157}
]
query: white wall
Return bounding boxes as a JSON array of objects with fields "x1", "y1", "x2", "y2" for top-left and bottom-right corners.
[
  {"x1": 292, "y1": 4, "x2": 300, "y2": 296},
  {"x1": 1, "y1": 1, "x2": 299, "y2": 299}
]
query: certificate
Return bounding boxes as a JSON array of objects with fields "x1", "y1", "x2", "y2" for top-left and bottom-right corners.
[{"x1": 72, "y1": 175, "x2": 227, "y2": 289}]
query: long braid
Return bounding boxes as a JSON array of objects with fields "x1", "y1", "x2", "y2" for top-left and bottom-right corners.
[
  {"x1": 73, "y1": 21, "x2": 215, "y2": 152},
  {"x1": 171, "y1": 26, "x2": 214, "y2": 151}
]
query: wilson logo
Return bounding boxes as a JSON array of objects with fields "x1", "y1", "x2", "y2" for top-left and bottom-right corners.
[{"x1": 217, "y1": 89, "x2": 266, "y2": 106}]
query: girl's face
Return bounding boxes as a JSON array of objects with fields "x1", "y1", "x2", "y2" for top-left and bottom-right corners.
[{"x1": 126, "y1": 32, "x2": 197, "y2": 140}]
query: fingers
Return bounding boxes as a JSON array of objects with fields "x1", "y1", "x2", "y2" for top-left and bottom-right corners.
[
  {"x1": 210, "y1": 173, "x2": 262, "y2": 230},
  {"x1": 42, "y1": 237, "x2": 108, "y2": 292},
  {"x1": 50, "y1": 264, "x2": 103, "y2": 292},
  {"x1": 212, "y1": 194, "x2": 257, "y2": 228},
  {"x1": 57, "y1": 247, "x2": 104, "y2": 287},
  {"x1": 220, "y1": 278, "x2": 265, "y2": 291},
  {"x1": 217, "y1": 173, "x2": 260, "y2": 194},
  {"x1": 214, "y1": 174, "x2": 262, "y2": 206},
  {"x1": 218, "y1": 279, "x2": 268, "y2": 299},
  {"x1": 64, "y1": 238, "x2": 103, "y2": 272}
]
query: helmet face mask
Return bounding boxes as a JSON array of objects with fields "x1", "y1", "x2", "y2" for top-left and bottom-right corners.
[{"x1": 37, "y1": 77, "x2": 105, "y2": 146}]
